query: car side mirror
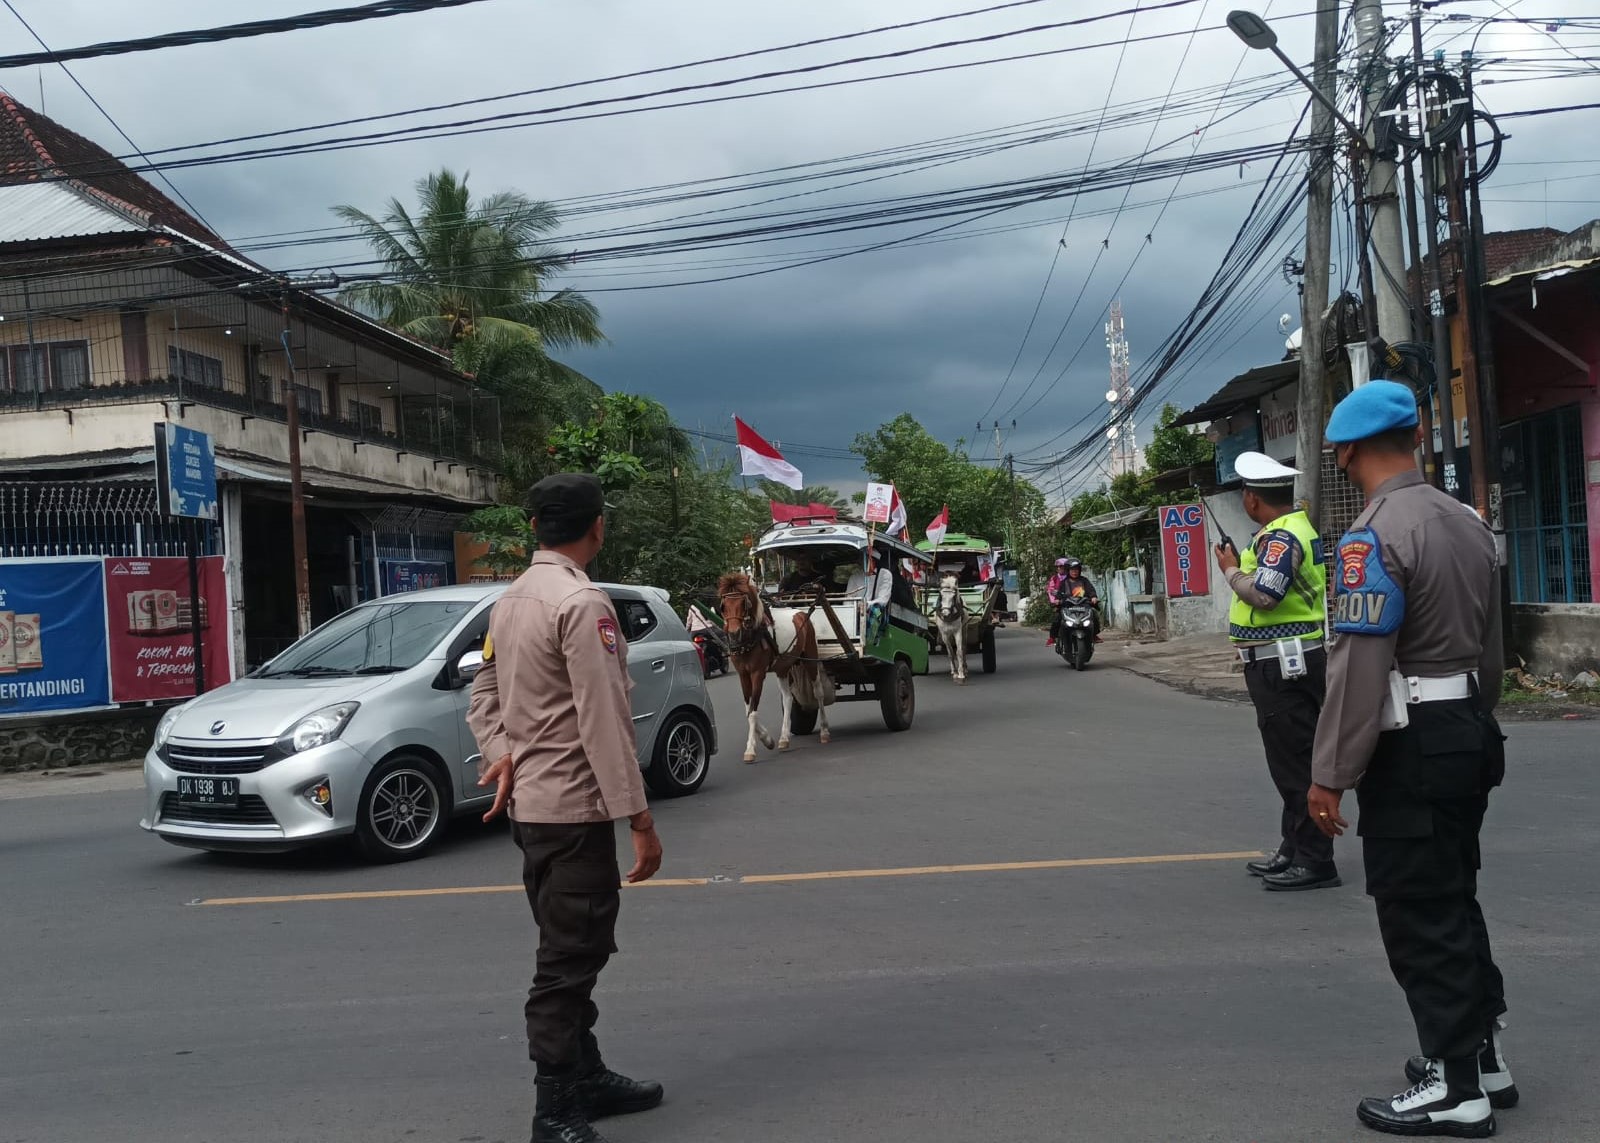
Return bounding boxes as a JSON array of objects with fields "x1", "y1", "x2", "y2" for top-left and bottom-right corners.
[{"x1": 456, "y1": 649, "x2": 484, "y2": 682}]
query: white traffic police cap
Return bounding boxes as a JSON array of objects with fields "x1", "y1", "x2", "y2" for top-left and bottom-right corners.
[{"x1": 1234, "y1": 451, "x2": 1299, "y2": 488}]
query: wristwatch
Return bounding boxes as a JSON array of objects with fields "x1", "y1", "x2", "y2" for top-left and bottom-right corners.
[{"x1": 629, "y1": 813, "x2": 655, "y2": 833}]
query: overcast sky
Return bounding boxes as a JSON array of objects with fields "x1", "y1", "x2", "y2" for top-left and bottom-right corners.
[{"x1": 5, "y1": 0, "x2": 1596, "y2": 502}]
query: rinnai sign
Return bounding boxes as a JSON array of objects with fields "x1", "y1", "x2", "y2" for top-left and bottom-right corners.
[
  {"x1": 1158, "y1": 504, "x2": 1211, "y2": 598},
  {"x1": 1260, "y1": 384, "x2": 1299, "y2": 462}
]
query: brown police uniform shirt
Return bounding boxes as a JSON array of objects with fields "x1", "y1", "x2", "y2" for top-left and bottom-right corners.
[
  {"x1": 466, "y1": 551, "x2": 648, "y2": 824},
  {"x1": 1311, "y1": 470, "x2": 1504, "y2": 791}
]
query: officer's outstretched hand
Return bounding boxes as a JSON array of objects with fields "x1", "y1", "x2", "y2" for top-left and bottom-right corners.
[
  {"x1": 1307, "y1": 783, "x2": 1347, "y2": 838},
  {"x1": 478, "y1": 754, "x2": 514, "y2": 822},
  {"x1": 627, "y1": 814, "x2": 663, "y2": 883}
]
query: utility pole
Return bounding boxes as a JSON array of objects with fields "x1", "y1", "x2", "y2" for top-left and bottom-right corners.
[
  {"x1": 1293, "y1": 0, "x2": 1340, "y2": 527},
  {"x1": 1407, "y1": 1, "x2": 1464, "y2": 500},
  {"x1": 1353, "y1": 0, "x2": 1413, "y2": 348},
  {"x1": 279, "y1": 291, "x2": 312, "y2": 638}
]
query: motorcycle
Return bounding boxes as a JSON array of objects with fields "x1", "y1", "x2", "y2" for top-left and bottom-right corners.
[
  {"x1": 1055, "y1": 599, "x2": 1097, "y2": 671},
  {"x1": 692, "y1": 629, "x2": 728, "y2": 678}
]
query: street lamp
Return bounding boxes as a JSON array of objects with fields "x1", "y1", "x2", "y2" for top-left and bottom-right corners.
[{"x1": 1226, "y1": 9, "x2": 1365, "y2": 139}]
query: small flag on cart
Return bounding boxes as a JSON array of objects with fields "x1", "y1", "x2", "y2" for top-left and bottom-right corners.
[{"x1": 925, "y1": 505, "x2": 949, "y2": 547}]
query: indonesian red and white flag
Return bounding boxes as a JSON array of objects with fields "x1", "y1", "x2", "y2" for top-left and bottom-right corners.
[
  {"x1": 734, "y1": 416, "x2": 802, "y2": 490},
  {"x1": 925, "y1": 505, "x2": 950, "y2": 547},
  {"x1": 888, "y1": 486, "x2": 908, "y2": 539}
]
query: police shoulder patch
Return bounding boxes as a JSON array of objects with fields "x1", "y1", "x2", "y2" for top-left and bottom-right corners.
[
  {"x1": 481, "y1": 633, "x2": 494, "y2": 663},
  {"x1": 597, "y1": 616, "x2": 619, "y2": 654},
  {"x1": 1332, "y1": 526, "x2": 1404, "y2": 636}
]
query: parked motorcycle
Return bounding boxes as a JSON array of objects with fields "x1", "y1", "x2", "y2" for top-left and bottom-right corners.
[{"x1": 1055, "y1": 600, "x2": 1096, "y2": 671}]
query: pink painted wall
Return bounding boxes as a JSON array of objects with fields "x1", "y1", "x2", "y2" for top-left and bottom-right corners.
[{"x1": 1489, "y1": 269, "x2": 1599, "y2": 602}]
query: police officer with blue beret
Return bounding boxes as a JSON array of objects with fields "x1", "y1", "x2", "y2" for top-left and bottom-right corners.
[{"x1": 1305, "y1": 382, "x2": 1513, "y2": 1137}]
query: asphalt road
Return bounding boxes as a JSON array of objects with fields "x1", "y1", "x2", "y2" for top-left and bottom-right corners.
[{"x1": 4, "y1": 628, "x2": 1597, "y2": 1143}]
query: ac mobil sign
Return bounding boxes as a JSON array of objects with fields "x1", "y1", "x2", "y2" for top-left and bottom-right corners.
[{"x1": 1158, "y1": 504, "x2": 1211, "y2": 598}]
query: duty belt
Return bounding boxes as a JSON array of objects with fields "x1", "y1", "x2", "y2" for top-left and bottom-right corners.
[
  {"x1": 1237, "y1": 639, "x2": 1324, "y2": 666},
  {"x1": 1401, "y1": 671, "x2": 1477, "y2": 703}
]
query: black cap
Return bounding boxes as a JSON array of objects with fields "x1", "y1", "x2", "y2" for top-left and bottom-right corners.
[{"x1": 526, "y1": 472, "x2": 606, "y2": 527}]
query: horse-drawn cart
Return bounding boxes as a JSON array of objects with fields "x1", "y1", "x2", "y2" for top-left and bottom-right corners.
[
  {"x1": 752, "y1": 520, "x2": 932, "y2": 732},
  {"x1": 916, "y1": 533, "x2": 1001, "y2": 675}
]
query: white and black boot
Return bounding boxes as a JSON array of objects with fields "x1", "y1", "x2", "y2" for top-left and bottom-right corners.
[
  {"x1": 1357, "y1": 1056, "x2": 1495, "y2": 1137},
  {"x1": 1406, "y1": 1021, "x2": 1517, "y2": 1110}
]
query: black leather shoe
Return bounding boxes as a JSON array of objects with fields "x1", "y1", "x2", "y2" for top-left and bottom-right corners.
[
  {"x1": 533, "y1": 1076, "x2": 611, "y2": 1143},
  {"x1": 1356, "y1": 1066, "x2": 1495, "y2": 1137},
  {"x1": 1246, "y1": 852, "x2": 1293, "y2": 877},
  {"x1": 576, "y1": 1065, "x2": 664, "y2": 1120},
  {"x1": 1262, "y1": 865, "x2": 1341, "y2": 891}
]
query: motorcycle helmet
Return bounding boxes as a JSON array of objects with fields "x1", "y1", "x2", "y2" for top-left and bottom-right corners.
[
  {"x1": 1054, "y1": 557, "x2": 1069, "y2": 567},
  {"x1": 1065, "y1": 559, "x2": 1083, "y2": 572}
]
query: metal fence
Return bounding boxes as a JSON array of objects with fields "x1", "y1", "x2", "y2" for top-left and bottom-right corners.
[{"x1": 0, "y1": 481, "x2": 222, "y2": 559}]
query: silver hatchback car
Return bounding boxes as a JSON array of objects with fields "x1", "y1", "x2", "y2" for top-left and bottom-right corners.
[{"x1": 140, "y1": 583, "x2": 716, "y2": 861}]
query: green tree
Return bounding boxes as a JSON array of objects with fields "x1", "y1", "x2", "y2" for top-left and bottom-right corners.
[
  {"x1": 1143, "y1": 402, "x2": 1215, "y2": 476},
  {"x1": 335, "y1": 169, "x2": 604, "y2": 491}
]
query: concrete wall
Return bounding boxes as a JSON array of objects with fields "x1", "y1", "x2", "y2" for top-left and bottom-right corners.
[
  {"x1": 0, "y1": 706, "x2": 162, "y2": 771},
  {"x1": 1508, "y1": 604, "x2": 1600, "y2": 679},
  {"x1": 0, "y1": 400, "x2": 495, "y2": 503}
]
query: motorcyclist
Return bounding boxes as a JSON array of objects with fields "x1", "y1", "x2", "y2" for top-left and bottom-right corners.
[{"x1": 1047, "y1": 558, "x2": 1102, "y2": 646}]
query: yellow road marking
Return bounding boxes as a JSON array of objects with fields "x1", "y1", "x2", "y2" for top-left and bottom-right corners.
[
  {"x1": 740, "y1": 851, "x2": 1262, "y2": 884},
  {"x1": 197, "y1": 851, "x2": 1260, "y2": 907}
]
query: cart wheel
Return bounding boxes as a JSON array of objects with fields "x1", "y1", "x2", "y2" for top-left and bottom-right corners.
[
  {"x1": 880, "y1": 659, "x2": 915, "y2": 731},
  {"x1": 981, "y1": 627, "x2": 997, "y2": 674},
  {"x1": 788, "y1": 706, "x2": 818, "y2": 736}
]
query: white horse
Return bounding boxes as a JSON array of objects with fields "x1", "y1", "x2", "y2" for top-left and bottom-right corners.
[{"x1": 933, "y1": 572, "x2": 968, "y2": 684}]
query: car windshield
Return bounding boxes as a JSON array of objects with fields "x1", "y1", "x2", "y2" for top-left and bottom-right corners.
[{"x1": 255, "y1": 600, "x2": 473, "y2": 678}]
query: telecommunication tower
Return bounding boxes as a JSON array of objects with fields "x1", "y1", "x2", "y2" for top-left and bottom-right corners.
[{"x1": 1104, "y1": 300, "x2": 1138, "y2": 477}]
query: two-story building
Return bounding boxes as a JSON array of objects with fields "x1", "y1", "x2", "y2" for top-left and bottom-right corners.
[{"x1": 0, "y1": 95, "x2": 499, "y2": 761}]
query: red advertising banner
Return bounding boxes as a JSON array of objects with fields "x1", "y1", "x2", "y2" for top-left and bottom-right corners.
[
  {"x1": 1158, "y1": 503, "x2": 1211, "y2": 598},
  {"x1": 104, "y1": 556, "x2": 231, "y2": 702}
]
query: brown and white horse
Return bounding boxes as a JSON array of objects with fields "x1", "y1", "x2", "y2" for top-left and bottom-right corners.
[
  {"x1": 932, "y1": 572, "x2": 968, "y2": 684},
  {"x1": 717, "y1": 572, "x2": 831, "y2": 762}
]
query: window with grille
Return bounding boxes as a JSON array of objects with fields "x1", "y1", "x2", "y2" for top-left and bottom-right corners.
[
  {"x1": 2, "y1": 340, "x2": 90, "y2": 392},
  {"x1": 1502, "y1": 406, "x2": 1591, "y2": 604},
  {"x1": 168, "y1": 346, "x2": 224, "y2": 390}
]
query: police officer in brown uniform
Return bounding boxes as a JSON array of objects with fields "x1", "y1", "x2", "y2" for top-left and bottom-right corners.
[
  {"x1": 467, "y1": 473, "x2": 665, "y2": 1143},
  {"x1": 1305, "y1": 383, "x2": 1514, "y2": 1138}
]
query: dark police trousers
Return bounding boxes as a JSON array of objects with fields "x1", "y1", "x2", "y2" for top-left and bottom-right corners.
[
  {"x1": 513, "y1": 820, "x2": 621, "y2": 1070},
  {"x1": 1357, "y1": 698, "x2": 1508, "y2": 1061},
  {"x1": 1243, "y1": 648, "x2": 1334, "y2": 872}
]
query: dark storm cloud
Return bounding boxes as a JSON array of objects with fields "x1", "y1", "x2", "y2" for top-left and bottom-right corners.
[{"x1": 10, "y1": 0, "x2": 1596, "y2": 499}]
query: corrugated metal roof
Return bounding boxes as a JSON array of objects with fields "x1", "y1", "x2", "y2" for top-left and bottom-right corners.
[{"x1": 0, "y1": 181, "x2": 144, "y2": 244}]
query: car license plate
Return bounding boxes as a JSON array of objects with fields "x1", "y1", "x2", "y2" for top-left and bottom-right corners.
[{"x1": 176, "y1": 776, "x2": 239, "y2": 806}]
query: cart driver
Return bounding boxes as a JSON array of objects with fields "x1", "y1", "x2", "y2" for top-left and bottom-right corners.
[{"x1": 779, "y1": 552, "x2": 825, "y2": 594}]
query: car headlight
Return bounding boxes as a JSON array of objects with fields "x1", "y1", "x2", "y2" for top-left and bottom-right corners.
[
  {"x1": 152, "y1": 704, "x2": 187, "y2": 751},
  {"x1": 280, "y1": 702, "x2": 360, "y2": 755}
]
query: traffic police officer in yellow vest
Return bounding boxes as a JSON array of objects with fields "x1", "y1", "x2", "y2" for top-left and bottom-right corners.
[
  {"x1": 1304, "y1": 382, "x2": 1513, "y2": 1138},
  {"x1": 1215, "y1": 451, "x2": 1338, "y2": 892}
]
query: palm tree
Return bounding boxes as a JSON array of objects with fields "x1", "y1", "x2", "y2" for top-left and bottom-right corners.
[
  {"x1": 761, "y1": 481, "x2": 850, "y2": 512},
  {"x1": 334, "y1": 168, "x2": 603, "y2": 353},
  {"x1": 335, "y1": 170, "x2": 604, "y2": 488}
]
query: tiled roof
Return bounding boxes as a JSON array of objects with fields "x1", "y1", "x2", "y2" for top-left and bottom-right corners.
[
  {"x1": 1413, "y1": 227, "x2": 1564, "y2": 295},
  {"x1": 0, "y1": 92, "x2": 231, "y2": 251}
]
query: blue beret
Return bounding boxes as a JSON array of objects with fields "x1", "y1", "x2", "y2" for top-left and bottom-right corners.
[{"x1": 1325, "y1": 380, "x2": 1420, "y2": 444}]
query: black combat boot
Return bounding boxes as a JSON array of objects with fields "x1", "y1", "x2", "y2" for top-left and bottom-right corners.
[
  {"x1": 575, "y1": 1033, "x2": 664, "y2": 1120},
  {"x1": 532, "y1": 1073, "x2": 611, "y2": 1143},
  {"x1": 1357, "y1": 1055, "x2": 1495, "y2": 1137},
  {"x1": 1406, "y1": 1020, "x2": 1518, "y2": 1110}
]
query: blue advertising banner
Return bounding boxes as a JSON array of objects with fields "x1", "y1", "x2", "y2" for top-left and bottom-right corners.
[
  {"x1": 156, "y1": 422, "x2": 219, "y2": 520},
  {"x1": 0, "y1": 558, "x2": 112, "y2": 715},
  {"x1": 380, "y1": 560, "x2": 450, "y2": 595},
  {"x1": 1214, "y1": 421, "x2": 1264, "y2": 486}
]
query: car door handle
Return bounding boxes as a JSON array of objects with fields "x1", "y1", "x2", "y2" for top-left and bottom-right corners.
[{"x1": 651, "y1": 659, "x2": 667, "y2": 672}]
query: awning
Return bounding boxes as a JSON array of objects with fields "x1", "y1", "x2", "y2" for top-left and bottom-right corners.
[{"x1": 1173, "y1": 360, "x2": 1299, "y2": 426}]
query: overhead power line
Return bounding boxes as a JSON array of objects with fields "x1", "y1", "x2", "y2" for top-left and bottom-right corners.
[{"x1": 0, "y1": 0, "x2": 494, "y2": 71}]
